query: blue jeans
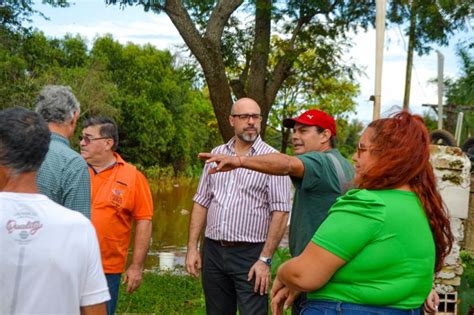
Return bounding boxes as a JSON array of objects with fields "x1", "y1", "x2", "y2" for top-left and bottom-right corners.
[
  {"x1": 301, "y1": 300, "x2": 422, "y2": 315},
  {"x1": 105, "y1": 273, "x2": 121, "y2": 315}
]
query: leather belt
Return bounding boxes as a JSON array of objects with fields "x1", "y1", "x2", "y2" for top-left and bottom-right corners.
[{"x1": 210, "y1": 239, "x2": 259, "y2": 247}]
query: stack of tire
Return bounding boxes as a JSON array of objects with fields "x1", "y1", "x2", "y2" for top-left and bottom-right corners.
[{"x1": 430, "y1": 130, "x2": 474, "y2": 161}]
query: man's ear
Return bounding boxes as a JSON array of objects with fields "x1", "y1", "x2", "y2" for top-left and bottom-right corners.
[
  {"x1": 105, "y1": 138, "x2": 114, "y2": 151},
  {"x1": 71, "y1": 111, "x2": 79, "y2": 127},
  {"x1": 229, "y1": 115, "x2": 235, "y2": 127},
  {"x1": 321, "y1": 129, "x2": 332, "y2": 144}
]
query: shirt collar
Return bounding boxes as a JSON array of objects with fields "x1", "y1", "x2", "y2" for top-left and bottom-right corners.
[
  {"x1": 224, "y1": 135, "x2": 263, "y2": 155},
  {"x1": 113, "y1": 152, "x2": 126, "y2": 165},
  {"x1": 50, "y1": 132, "x2": 70, "y2": 146},
  {"x1": 89, "y1": 152, "x2": 124, "y2": 175}
]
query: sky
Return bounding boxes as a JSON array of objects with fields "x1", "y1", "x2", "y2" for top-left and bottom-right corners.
[{"x1": 29, "y1": 1, "x2": 472, "y2": 124}]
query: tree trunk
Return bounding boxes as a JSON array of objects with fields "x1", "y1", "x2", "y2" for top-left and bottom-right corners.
[
  {"x1": 281, "y1": 126, "x2": 291, "y2": 153},
  {"x1": 247, "y1": 0, "x2": 272, "y2": 138},
  {"x1": 163, "y1": 0, "x2": 314, "y2": 141},
  {"x1": 403, "y1": 1, "x2": 417, "y2": 110},
  {"x1": 163, "y1": 0, "x2": 243, "y2": 142}
]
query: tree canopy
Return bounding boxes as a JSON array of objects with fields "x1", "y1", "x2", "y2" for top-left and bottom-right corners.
[
  {"x1": 0, "y1": 29, "x2": 221, "y2": 173},
  {"x1": 106, "y1": 0, "x2": 375, "y2": 141}
]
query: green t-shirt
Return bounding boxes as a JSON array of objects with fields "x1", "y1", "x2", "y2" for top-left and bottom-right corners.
[
  {"x1": 309, "y1": 189, "x2": 435, "y2": 309},
  {"x1": 289, "y1": 149, "x2": 354, "y2": 256}
]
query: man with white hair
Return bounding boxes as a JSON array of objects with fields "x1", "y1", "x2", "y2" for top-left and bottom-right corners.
[{"x1": 35, "y1": 85, "x2": 91, "y2": 218}]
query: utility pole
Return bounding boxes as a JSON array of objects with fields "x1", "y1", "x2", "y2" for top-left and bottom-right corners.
[
  {"x1": 373, "y1": 0, "x2": 386, "y2": 120},
  {"x1": 437, "y1": 50, "x2": 444, "y2": 129}
]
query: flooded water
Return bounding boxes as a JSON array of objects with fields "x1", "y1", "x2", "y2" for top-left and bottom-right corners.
[
  {"x1": 144, "y1": 179, "x2": 198, "y2": 270},
  {"x1": 140, "y1": 178, "x2": 289, "y2": 271}
]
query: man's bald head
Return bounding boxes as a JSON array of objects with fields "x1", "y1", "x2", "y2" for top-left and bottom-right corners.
[
  {"x1": 229, "y1": 98, "x2": 262, "y2": 143},
  {"x1": 230, "y1": 98, "x2": 260, "y2": 115}
]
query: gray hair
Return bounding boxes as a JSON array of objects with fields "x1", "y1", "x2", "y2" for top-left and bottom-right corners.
[
  {"x1": 35, "y1": 85, "x2": 80, "y2": 123},
  {"x1": 0, "y1": 107, "x2": 51, "y2": 174}
]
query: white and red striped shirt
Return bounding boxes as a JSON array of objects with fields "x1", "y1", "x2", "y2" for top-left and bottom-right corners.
[{"x1": 193, "y1": 136, "x2": 292, "y2": 243}]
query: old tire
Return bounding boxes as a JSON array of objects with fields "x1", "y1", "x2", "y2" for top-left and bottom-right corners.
[
  {"x1": 462, "y1": 137, "x2": 474, "y2": 161},
  {"x1": 430, "y1": 129, "x2": 457, "y2": 147}
]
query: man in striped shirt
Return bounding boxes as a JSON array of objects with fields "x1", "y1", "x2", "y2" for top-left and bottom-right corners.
[
  {"x1": 185, "y1": 98, "x2": 292, "y2": 315},
  {"x1": 199, "y1": 109, "x2": 354, "y2": 314}
]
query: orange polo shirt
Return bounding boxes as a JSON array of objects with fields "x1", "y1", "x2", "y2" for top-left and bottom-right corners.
[{"x1": 89, "y1": 153, "x2": 153, "y2": 273}]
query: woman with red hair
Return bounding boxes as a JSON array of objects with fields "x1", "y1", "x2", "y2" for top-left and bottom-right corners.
[{"x1": 271, "y1": 111, "x2": 453, "y2": 315}]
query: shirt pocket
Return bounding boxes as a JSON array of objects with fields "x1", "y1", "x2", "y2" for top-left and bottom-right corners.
[{"x1": 110, "y1": 181, "x2": 130, "y2": 213}]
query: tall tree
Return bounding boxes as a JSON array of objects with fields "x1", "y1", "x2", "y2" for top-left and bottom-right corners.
[
  {"x1": 267, "y1": 35, "x2": 361, "y2": 152},
  {"x1": 387, "y1": 0, "x2": 471, "y2": 109},
  {"x1": 107, "y1": 0, "x2": 375, "y2": 141}
]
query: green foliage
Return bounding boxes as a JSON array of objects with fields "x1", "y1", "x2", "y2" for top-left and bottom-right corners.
[
  {"x1": 337, "y1": 119, "x2": 364, "y2": 159},
  {"x1": 116, "y1": 271, "x2": 205, "y2": 314},
  {"x1": 460, "y1": 251, "x2": 474, "y2": 286},
  {"x1": 445, "y1": 46, "x2": 474, "y2": 106},
  {"x1": 422, "y1": 110, "x2": 438, "y2": 132},
  {"x1": 106, "y1": 0, "x2": 376, "y2": 141},
  {"x1": 459, "y1": 250, "x2": 474, "y2": 314},
  {"x1": 433, "y1": 44, "x2": 473, "y2": 143},
  {"x1": 387, "y1": 0, "x2": 471, "y2": 56},
  {"x1": 0, "y1": 0, "x2": 69, "y2": 33},
  {"x1": 271, "y1": 247, "x2": 291, "y2": 280},
  {"x1": 0, "y1": 30, "x2": 221, "y2": 173},
  {"x1": 266, "y1": 35, "x2": 361, "y2": 153}
]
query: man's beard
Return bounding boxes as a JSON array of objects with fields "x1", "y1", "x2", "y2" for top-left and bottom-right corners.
[{"x1": 237, "y1": 128, "x2": 259, "y2": 143}]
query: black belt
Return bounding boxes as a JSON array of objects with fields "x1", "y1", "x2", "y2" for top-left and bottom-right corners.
[{"x1": 209, "y1": 238, "x2": 262, "y2": 247}]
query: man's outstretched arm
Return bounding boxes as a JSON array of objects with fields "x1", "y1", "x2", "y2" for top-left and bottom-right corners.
[{"x1": 198, "y1": 153, "x2": 305, "y2": 178}]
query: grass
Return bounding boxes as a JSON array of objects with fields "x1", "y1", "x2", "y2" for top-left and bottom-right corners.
[
  {"x1": 115, "y1": 249, "x2": 474, "y2": 314},
  {"x1": 116, "y1": 248, "x2": 293, "y2": 314},
  {"x1": 116, "y1": 269, "x2": 205, "y2": 314}
]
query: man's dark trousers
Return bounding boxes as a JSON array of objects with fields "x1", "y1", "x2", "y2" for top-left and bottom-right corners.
[{"x1": 202, "y1": 238, "x2": 268, "y2": 315}]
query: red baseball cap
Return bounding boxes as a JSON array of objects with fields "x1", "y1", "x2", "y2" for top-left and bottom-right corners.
[{"x1": 283, "y1": 109, "x2": 337, "y2": 136}]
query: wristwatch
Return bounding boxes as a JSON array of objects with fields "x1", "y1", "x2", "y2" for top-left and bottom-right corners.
[{"x1": 259, "y1": 256, "x2": 272, "y2": 266}]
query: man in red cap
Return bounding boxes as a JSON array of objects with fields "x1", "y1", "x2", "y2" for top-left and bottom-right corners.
[{"x1": 199, "y1": 108, "x2": 354, "y2": 314}]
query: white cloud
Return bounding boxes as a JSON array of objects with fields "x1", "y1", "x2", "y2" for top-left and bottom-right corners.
[{"x1": 32, "y1": 10, "x2": 183, "y2": 50}]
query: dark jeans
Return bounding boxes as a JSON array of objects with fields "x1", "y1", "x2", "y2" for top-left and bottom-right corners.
[
  {"x1": 105, "y1": 273, "x2": 121, "y2": 315},
  {"x1": 301, "y1": 300, "x2": 422, "y2": 315},
  {"x1": 202, "y1": 238, "x2": 267, "y2": 315}
]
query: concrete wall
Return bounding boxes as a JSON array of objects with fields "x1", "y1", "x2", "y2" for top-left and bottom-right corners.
[
  {"x1": 464, "y1": 173, "x2": 474, "y2": 255},
  {"x1": 430, "y1": 145, "x2": 471, "y2": 297}
]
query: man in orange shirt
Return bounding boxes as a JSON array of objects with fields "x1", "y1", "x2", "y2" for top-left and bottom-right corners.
[{"x1": 80, "y1": 116, "x2": 153, "y2": 315}]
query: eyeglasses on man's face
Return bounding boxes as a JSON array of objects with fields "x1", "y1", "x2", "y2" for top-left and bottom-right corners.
[
  {"x1": 231, "y1": 113, "x2": 263, "y2": 121},
  {"x1": 79, "y1": 135, "x2": 110, "y2": 145}
]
